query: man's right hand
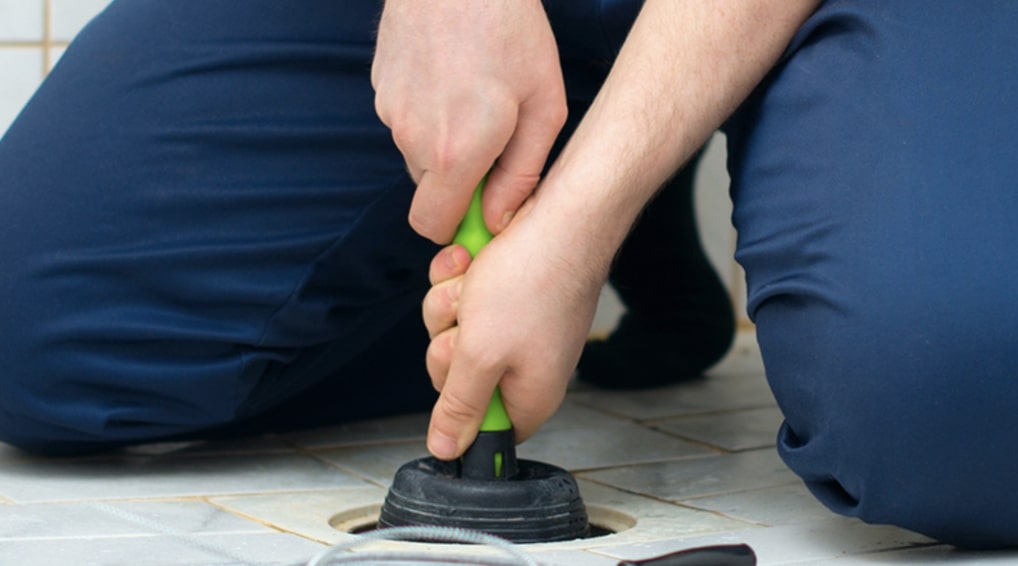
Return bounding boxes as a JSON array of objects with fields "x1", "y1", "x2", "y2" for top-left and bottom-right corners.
[{"x1": 371, "y1": 0, "x2": 567, "y2": 244}]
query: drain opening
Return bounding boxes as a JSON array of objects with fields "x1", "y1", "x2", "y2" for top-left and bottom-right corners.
[{"x1": 330, "y1": 504, "x2": 635, "y2": 542}]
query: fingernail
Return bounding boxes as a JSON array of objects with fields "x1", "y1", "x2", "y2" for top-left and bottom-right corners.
[
  {"x1": 428, "y1": 432, "x2": 459, "y2": 461},
  {"x1": 498, "y1": 210, "x2": 514, "y2": 232},
  {"x1": 444, "y1": 247, "x2": 459, "y2": 270}
]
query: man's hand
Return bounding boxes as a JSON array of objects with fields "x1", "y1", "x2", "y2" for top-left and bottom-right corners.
[
  {"x1": 372, "y1": 0, "x2": 567, "y2": 244},
  {"x1": 420, "y1": 203, "x2": 604, "y2": 459}
]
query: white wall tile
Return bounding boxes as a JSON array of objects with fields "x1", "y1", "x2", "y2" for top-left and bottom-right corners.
[
  {"x1": 0, "y1": 0, "x2": 44, "y2": 41},
  {"x1": 49, "y1": 0, "x2": 111, "y2": 42},
  {"x1": 0, "y1": 48, "x2": 43, "y2": 137},
  {"x1": 48, "y1": 45, "x2": 66, "y2": 71}
]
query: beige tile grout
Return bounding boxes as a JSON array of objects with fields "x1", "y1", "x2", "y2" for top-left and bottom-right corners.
[{"x1": 42, "y1": 0, "x2": 51, "y2": 74}]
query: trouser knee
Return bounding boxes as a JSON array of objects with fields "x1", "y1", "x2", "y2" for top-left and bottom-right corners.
[{"x1": 757, "y1": 296, "x2": 1018, "y2": 549}]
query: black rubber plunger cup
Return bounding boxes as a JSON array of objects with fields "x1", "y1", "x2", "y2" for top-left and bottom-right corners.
[{"x1": 377, "y1": 179, "x2": 590, "y2": 543}]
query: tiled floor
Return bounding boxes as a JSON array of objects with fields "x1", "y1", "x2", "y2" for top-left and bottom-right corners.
[{"x1": 3, "y1": 330, "x2": 1016, "y2": 566}]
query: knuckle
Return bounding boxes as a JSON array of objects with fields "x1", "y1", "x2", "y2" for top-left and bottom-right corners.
[
  {"x1": 430, "y1": 137, "x2": 460, "y2": 176},
  {"x1": 421, "y1": 284, "x2": 457, "y2": 337},
  {"x1": 427, "y1": 329, "x2": 456, "y2": 370},
  {"x1": 421, "y1": 299, "x2": 439, "y2": 337},
  {"x1": 373, "y1": 99, "x2": 389, "y2": 126},
  {"x1": 425, "y1": 345, "x2": 447, "y2": 391},
  {"x1": 458, "y1": 346, "x2": 503, "y2": 379},
  {"x1": 389, "y1": 123, "x2": 416, "y2": 153},
  {"x1": 547, "y1": 97, "x2": 568, "y2": 128}
]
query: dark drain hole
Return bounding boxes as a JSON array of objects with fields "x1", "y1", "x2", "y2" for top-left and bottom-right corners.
[{"x1": 350, "y1": 521, "x2": 615, "y2": 539}]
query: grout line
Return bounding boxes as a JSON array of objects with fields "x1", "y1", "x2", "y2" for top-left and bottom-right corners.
[
  {"x1": 0, "y1": 529, "x2": 272, "y2": 543},
  {"x1": 581, "y1": 472, "x2": 802, "y2": 512},
  {"x1": 42, "y1": 0, "x2": 51, "y2": 75},
  {"x1": 641, "y1": 427, "x2": 748, "y2": 454},
  {"x1": 667, "y1": 503, "x2": 766, "y2": 528},
  {"x1": 287, "y1": 443, "x2": 390, "y2": 490},
  {"x1": 282, "y1": 436, "x2": 427, "y2": 452},
  {"x1": 207, "y1": 499, "x2": 335, "y2": 547},
  {"x1": 566, "y1": 393, "x2": 774, "y2": 426},
  {"x1": 203, "y1": 497, "x2": 317, "y2": 540},
  {"x1": 672, "y1": 480, "x2": 805, "y2": 505},
  {"x1": 0, "y1": 42, "x2": 46, "y2": 48},
  {"x1": 639, "y1": 403, "x2": 780, "y2": 426},
  {"x1": 570, "y1": 451, "x2": 723, "y2": 476},
  {"x1": 0, "y1": 41, "x2": 70, "y2": 47}
]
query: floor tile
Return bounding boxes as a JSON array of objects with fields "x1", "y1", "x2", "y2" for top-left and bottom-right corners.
[
  {"x1": 581, "y1": 448, "x2": 798, "y2": 501},
  {"x1": 213, "y1": 485, "x2": 388, "y2": 545},
  {"x1": 0, "y1": 48, "x2": 44, "y2": 136},
  {"x1": 49, "y1": 0, "x2": 111, "y2": 41},
  {"x1": 0, "y1": 0, "x2": 44, "y2": 41},
  {"x1": 541, "y1": 399, "x2": 635, "y2": 431},
  {"x1": 119, "y1": 435, "x2": 294, "y2": 457},
  {"x1": 3, "y1": 531, "x2": 323, "y2": 566},
  {"x1": 0, "y1": 451, "x2": 367, "y2": 503},
  {"x1": 592, "y1": 518, "x2": 935, "y2": 566},
  {"x1": 574, "y1": 479, "x2": 752, "y2": 546},
  {"x1": 705, "y1": 329, "x2": 768, "y2": 377},
  {"x1": 531, "y1": 548, "x2": 621, "y2": 565},
  {"x1": 568, "y1": 371, "x2": 777, "y2": 421},
  {"x1": 315, "y1": 441, "x2": 431, "y2": 486},
  {"x1": 517, "y1": 420, "x2": 714, "y2": 472},
  {"x1": 653, "y1": 406, "x2": 784, "y2": 452},
  {"x1": 0, "y1": 500, "x2": 268, "y2": 540},
  {"x1": 683, "y1": 482, "x2": 836, "y2": 527},
  {"x1": 281, "y1": 412, "x2": 430, "y2": 450},
  {"x1": 48, "y1": 45, "x2": 67, "y2": 71}
]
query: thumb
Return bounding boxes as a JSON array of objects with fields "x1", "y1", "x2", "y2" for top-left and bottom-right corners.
[{"x1": 426, "y1": 352, "x2": 505, "y2": 460}]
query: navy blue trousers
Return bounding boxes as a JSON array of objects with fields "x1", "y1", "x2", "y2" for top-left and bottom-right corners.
[
  {"x1": 1, "y1": 0, "x2": 1017, "y2": 548},
  {"x1": 725, "y1": 1, "x2": 1018, "y2": 548}
]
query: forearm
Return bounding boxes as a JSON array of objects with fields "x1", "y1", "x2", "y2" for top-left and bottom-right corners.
[{"x1": 530, "y1": 0, "x2": 819, "y2": 271}]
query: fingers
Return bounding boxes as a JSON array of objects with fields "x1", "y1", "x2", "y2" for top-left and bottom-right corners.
[
  {"x1": 482, "y1": 93, "x2": 568, "y2": 234},
  {"x1": 423, "y1": 245, "x2": 471, "y2": 338},
  {"x1": 425, "y1": 327, "x2": 455, "y2": 392},
  {"x1": 422, "y1": 245, "x2": 470, "y2": 388},
  {"x1": 407, "y1": 150, "x2": 499, "y2": 244},
  {"x1": 398, "y1": 95, "x2": 519, "y2": 244},
  {"x1": 424, "y1": 246, "x2": 505, "y2": 460},
  {"x1": 429, "y1": 244, "x2": 471, "y2": 285}
]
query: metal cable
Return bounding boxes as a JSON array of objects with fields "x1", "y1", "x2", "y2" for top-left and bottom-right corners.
[{"x1": 304, "y1": 526, "x2": 540, "y2": 566}]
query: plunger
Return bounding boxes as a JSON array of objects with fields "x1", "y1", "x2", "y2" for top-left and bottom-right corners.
[{"x1": 378, "y1": 178, "x2": 590, "y2": 543}]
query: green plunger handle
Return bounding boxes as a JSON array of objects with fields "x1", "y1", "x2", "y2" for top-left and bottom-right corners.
[{"x1": 452, "y1": 177, "x2": 513, "y2": 433}]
